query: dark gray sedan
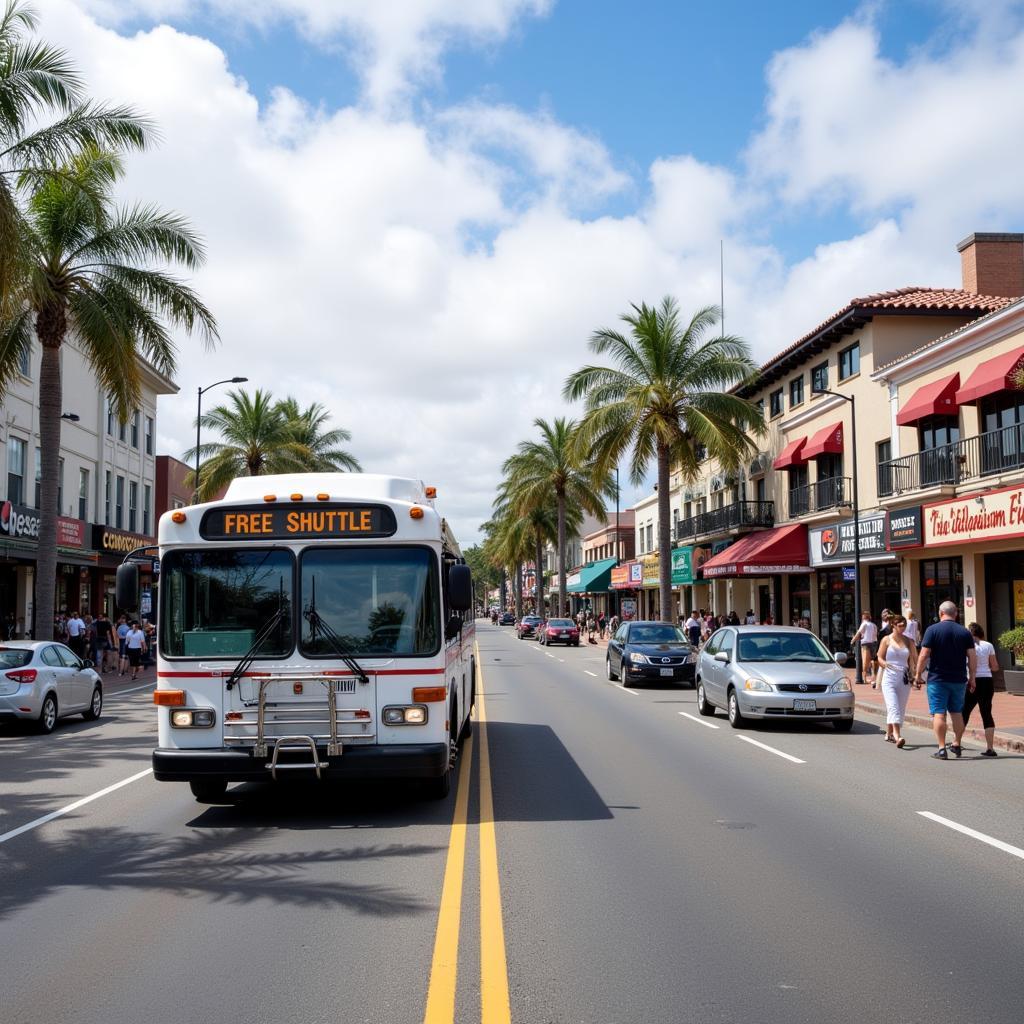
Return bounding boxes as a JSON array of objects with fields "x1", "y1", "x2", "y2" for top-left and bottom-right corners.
[{"x1": 605, "y1": 621, "x2": 696, "y2": 686}]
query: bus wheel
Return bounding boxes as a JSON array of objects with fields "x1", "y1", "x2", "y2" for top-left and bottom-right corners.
[{"x1": 189, "y1": 779, "x2": 228, "y2": 802}]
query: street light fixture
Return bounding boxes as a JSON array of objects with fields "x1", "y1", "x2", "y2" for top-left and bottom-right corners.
[
  {"x1": 60, "y1": 413, "x2": 80, "y2": 422},
  {"x1": 810, "y1": 385, "x2": 863, "y2": 683},
  {"x1": 194, "y1": 377, "x2": 248, "y2": 503}
]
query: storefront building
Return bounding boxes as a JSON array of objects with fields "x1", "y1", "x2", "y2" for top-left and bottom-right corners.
[{"x1": 610, "y1": 561, "x2": 642, "y2": 620}]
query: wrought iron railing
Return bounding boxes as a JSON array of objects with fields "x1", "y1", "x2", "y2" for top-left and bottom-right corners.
[
  {"x1": 877, "y1": 423, "x2": 1024, "y2": 497},
  {"x1": 788, "y1": 477, "x2": 850, "y2": 517},
  {"x1": 674, "y1": 500, "x2": 774, "y2": 541}
]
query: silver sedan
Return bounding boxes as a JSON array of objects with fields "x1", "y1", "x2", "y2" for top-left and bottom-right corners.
[
  {"x1": 695, "y1": 625, "x2": 853, "y2": 730},
  {"x1": 0, "y1": 641, "x2": 103, "y2": 733}
]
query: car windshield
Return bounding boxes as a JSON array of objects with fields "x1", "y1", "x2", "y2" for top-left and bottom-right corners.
[
  {"x1": 301, "y1": 546, "x2": 439, "y2": 656},
  {"x1": 629, "y1": 625, "x2": 688, "y2": 644},
  {"x1": 161, "y1": 549, "x2": 293, "y2": 658},
  {"x1": 522, "y1": 616, "x2": 542, "y2": 624},
  {"x1": 0, "y1": 648, "x2": 32, "y2": 669},
  {"x1": 548, "y1": 619, "x2": 574, "y2": 627},
  {"x1": 737, "y1": 631, "x2": 834, "y2": 663}
]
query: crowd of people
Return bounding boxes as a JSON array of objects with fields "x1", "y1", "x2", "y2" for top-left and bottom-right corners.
[{"x1": 52, "y1": 611, "x2": 154, "y2": 680}]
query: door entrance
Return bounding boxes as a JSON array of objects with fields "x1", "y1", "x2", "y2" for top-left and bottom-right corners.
[
  {"x1": 919, "y1": 557, "x2": 963, "y2": 626},
  {"x1": 818, "y1": 568, "x2": 855, "y2": 653}
]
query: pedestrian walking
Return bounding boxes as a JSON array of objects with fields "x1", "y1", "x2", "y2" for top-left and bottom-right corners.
[
  {"x1": 744, "y1": 609, "x2": 756, "y2": 624},
  {"x1": 83, "y1": 614, "x2": 98, "y2": 666},
  {"x1": 904, "y1": 610, "x2": 920, "y2": 644},
  {"x1": 852, "y1": 610, "x2": 879, "y2": 685},
  {"x1": 609, "y1": 613, "x2": 620, "y2": 636},
  {"x1": 94, "y1": 610, "x2": 114, "y2": 672},
  {"x1": 876, "y1": 614, "x2": 917, "y2": 748},
  {"x1": 586, "y1": 611, "x2": 596, "y2": 644},
  {"x1": 125, "y1": 620, "x2": 147, "y2": 680},
  {"x1": 727, "y1": 610, "x2": 740, "y2": 626},
  {"x1": 963, "y1": 623, "x2": 999, "y2": 757},
  {"x1": 598, "y1": 611, "x2": 606, "y2": 639},
  {"x1": 684, "y1": 610, "x2": 701, "y2": 647},
  {"x1": 116, "y1": 614, "x2": 130, "y2": 675},
  {"x1": 66, "y1": 610, "x2": 86, "y2": 657},
  {"x1": 914, "y1": 601, "x2": 976, "y2": 759}
]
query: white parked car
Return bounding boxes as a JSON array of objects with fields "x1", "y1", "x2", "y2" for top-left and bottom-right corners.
[{"x1": 0, "y1": 641, "x2": 103, "y2": 733}]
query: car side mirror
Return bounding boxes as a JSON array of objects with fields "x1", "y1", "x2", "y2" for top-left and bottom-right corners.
[
  {"x1": 83, "y1": 659, "x2": 94, "y2": 669},
  {"x1": 833, "y1": 652, "x2": 848, "y2": 665},
  {"x1": 713, "y1": 650, "x2": 731, "y2": 664},
  {"x1": 444, "y1": 614, "x2": 462, "y2": 641}
]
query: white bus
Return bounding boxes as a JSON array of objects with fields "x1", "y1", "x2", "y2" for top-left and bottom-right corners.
[{"x1": 117, "y1": 474, "x2": 475, "y2": 801}]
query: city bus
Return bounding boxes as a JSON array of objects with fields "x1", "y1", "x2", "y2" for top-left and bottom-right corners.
[{"x1": 116, "y1": 474, "x2": 475, "y2": 801}]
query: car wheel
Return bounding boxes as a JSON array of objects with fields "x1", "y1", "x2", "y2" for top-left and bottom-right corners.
[
  {"x1": 37, "y1": 693, "x2": 58, "y2": 734},
  {"x1": 696, "y1": 682, "x2": 715, "y2": 717},
  {"x1": 834, "y1": 717, "x2": 854, "y2": 732},
  {"x1": 727, "y1": 689, "x2": 746, "y2": 729},
  {"x1": 605, "y1": 655, "x2": 618, "y2": 681},
  {"x1": 189, "y1": 779, "x2": 228, "y2": 802},
  {"x1": 83, "y1": 685, "x2": 103, "y2": 721}
]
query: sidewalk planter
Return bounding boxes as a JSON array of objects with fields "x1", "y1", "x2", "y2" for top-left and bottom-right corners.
[
  {"x1": 996, "y1": 626, "x2": 1024, "y2": 696},
  {"x1": 1003, "y1": 670, "x2": 1024, "y2": 696}
]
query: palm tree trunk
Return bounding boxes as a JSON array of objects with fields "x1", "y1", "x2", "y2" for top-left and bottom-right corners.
[
  {"x1": 557, "y1": 490, "x2": 567, "y2": 616},
  {"x1": 34, "y1": 305, "x2": 67, "y2": 641},
  {"x1": 657, "y1": 441, "x2": 673, "y2": 624},
  {"x1": 514, "y1": 562, "x2": 523, "y2": 620},
  {"x1": 535, "y1": 533, "x2": 544, "y2": 617}
]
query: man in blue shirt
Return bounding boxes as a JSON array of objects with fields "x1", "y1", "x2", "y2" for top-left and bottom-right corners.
[{"x1": 914, "y1": 601, "x2": 976, "y2": 759}]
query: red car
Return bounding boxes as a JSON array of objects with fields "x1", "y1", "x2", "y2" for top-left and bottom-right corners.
[
  {"x1": 516, "y1": 615, "x2": 543, "y2": 639},
  {"x1": 539, "y1": 617, "x2": 580, "y2": 646}
]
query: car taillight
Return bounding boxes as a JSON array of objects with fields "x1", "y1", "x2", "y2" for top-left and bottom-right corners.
[{"x1": 5, "y1": 668, "x2": 37, "y2": 684}]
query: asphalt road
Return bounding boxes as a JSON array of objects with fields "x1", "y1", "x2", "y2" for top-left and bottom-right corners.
[{"x1": 1, "y1": 624, "x2": 1023, "y2": 1024}]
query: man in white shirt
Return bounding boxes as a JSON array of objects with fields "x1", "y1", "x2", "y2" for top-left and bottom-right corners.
[
  {"x1": 852, "y1": 610, "x2": 879, "y2": 684},
  {"x1": 684, "y1": 611, "x2": 701, "y2": 647},
  {"x1": 66, "y1": 611, "x2": 86, "y2": 658}
]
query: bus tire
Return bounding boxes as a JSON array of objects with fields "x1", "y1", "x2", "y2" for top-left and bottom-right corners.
[{"x1": 189, "y1": 779, "x2": 228, "y2": 802}]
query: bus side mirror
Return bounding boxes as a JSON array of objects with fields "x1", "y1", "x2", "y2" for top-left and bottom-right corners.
[
  {"x1": 448, "y1": 564, "x2": 472, "y2": 612},
  {"x1": 116, "y1": 563, "x2": 140, "y2": 612}
]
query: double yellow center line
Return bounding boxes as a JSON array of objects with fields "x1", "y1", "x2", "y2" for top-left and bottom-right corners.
[{"x1": 423, "y1": 648, "x2": 511, "y2": 1024}]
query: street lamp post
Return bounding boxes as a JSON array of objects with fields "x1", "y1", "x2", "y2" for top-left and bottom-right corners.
[
  {"x1": 194, "y1": 377, "x2": 248, "y2": 503},
  {"x1": 614, "y1": 467, "x2": 620, "y2": 617},
  {"x1": 811, "y1": 387, "x2": 863, "y2": 683}
]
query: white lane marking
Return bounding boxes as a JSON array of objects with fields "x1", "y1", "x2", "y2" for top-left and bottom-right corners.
[
  {"x1": 679, "y1": 711, "x2": 719, "y2": 730},
  {"x1": 545, "y1": 653, "x2": 555, "y2": 659},
  {"x1": 736, "y1": 734, "x2": 805, "y2": 764},
  {"x1": 620, "y1": 687, "x2": 639, "y2": 696},
  {"x1": 0, "y1": 767, "x2": 153, "y2": 845},
  {"x1": 558, "y1": 659, "x2": 565, "y2": 663},
  {"x1": 107, "y1": 681, "x2": 156, "y2": 697},
  {"x1": 584, "y1": 670, "x2": 597, "y2": 677},
  {"x1": 918, "y1": 811, "x2": 1024, "y2": 862}
]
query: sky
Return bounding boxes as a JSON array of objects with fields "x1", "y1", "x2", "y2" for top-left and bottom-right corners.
[{"x1": 42, "y1": 0, "x2": 1024, "y2": 544}]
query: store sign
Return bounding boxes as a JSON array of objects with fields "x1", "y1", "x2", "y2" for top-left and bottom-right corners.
[
  {"x1": 692, "y1": 546, "x2": 712, "y2": 575},
  {"x1": 711, "y1": 539, "x2": 732, "y2": 556},
  {"x1": 923, "y1": 485, "x2": 1024, "y2": 546},
  {"x1": 842, "y1": 567, "x2": 857, "y2": 582},
  {"x1": 641, "y1": 554, "x2": 660, "y2": 587},
  {"x1": 610, "y1": 565, "x2": 630, "y2": 589},
  {"x1": 810, "y1": 511, "x2": 887, "y2": 565},
  {"x1": 57, "y1": 518, "x2": 85, "y2": 547},
  {"x1": 887, "y1": 507, "x2": 922, "y2": 549},
  {"x1": 0, "y1": 500, "x2": 84, "y2": 547},
  {"x1": 628, "y1": 561, "x2": 643, "y2": 584},
  {"x1": 671, "y1": 547, "x2": 694, "y2": 586},
  {"x1": 91, "y1": 525, "x2": 155, "y2": 554},
  {"x1": 566, "y1": 571, "x2": 582, "y2": 588}
]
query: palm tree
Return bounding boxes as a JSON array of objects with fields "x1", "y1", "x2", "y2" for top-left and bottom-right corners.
[
  {"x1": 564, "y1": 298, "x2": 763, "y2": 623},
  {"x1": 489, "y1": 490, "x2": 563, "y2": 619},
  {"x1": 276, "y1": 397, "x2": 361, "y2": 472},
  {"x1": 0, "y1": 0, "x2": 151, "y2": 323},
  {"x1": 502, "y1": 418, "x2": 612, "y2": 616},
  {"x1": 2, "y1": 146, "x2": 217, "y2": 639}
]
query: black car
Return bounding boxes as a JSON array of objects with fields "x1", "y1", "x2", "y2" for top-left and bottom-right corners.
[
  {"x1": 605, "y1": 620, "x2": 696, "y2": 687},
  {"x1": 499, "y1": 611, "x2": 516, "y2": 625}
]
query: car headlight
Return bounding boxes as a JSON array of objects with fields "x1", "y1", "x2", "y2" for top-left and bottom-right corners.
[
  {"x1": 628, "y1": 652, "x2": 650, "y2": 664},
  {"x1": 830, "y1": 678, "x2": 852, "y2": 693},
  {"x1": 743, "y1": 677, "x2": 772, "y2": 692}
]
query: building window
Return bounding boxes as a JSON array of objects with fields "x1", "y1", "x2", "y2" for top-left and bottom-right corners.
[
  {"x1": 143, "y1": 484, "x2": 151, "y2": 535},
  {"x1": 769, "y1": 388, "x2": 784, "y2": 418},
  {"x1": 876, "y1": 440, "x2": 892, "y2": 497},
  {"x1": 17, "y1": 343, "x2": 30, "y2": 377},
  {"x1": 34, "y1": 448, "x2": 40, "y2": 508},
  {"x1": 172, "y1": 497, "x2": 186, "y2": 510},
  {"x1": 79, "y1": 468, "x2": 89, "y2": 521},
  {"x1": 128, "y1": 481, "x2": 138, "y2": 531},
  {"x1": 118, "y1": 418, "x2": 126, "y2": 443},
  {"x1": 789, "y1": 376, "x2": 804, "y2": 407},
  {"x1": 838, "y1": 343, "x2": 860, "y2": 381},
  {"x1": 115, "y1": 475, "x2": 124, "y2": 529},
  {"x1": 145, "y1": 416, "x2": 154, "y2": 455},
  {"x1": 646, "y1": 524, "x2": 653, "y2": 551},
  {"x1": 131, "y1": 412, "x2": 140, "y2": 449},
  {"x1": 811, "y1": 362, "x2": 829, "y2": 394},
  {"x1": 755, "y1": 476, "x2": 767, "y2": 503},
  {"x1": 106, "y1": 398, "x2": 115, "y2": 436},
  {"x1": 105, "y1": 471, "x2": 111, "y2": 523},
  {"x1": 7, "y1": 436, "x2": 26, "y2": 504}
]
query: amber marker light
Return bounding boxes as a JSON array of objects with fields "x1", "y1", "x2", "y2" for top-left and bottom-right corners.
[
  {"x1": 409, "y1": 506, "x2": 424, "y2": 519},
  {"x1": 153, "y1": 689, "x2": 186, "y2": 707},
  {"x1": 290, "y1": 493, "x2": 303, "y2": 501},
  {"x1": 412, "y1": 686, "x2": 446, "y2": 703},
  {"x1": 316, "y1": 493, "x2": 330, "y2": 501},
  {"x1": 425, "y1": 486, "x2": 437, "y2": 498},
  {"x1": 293, "y1": 682, "x2": 303, "y2": 695},
  {"x1": 263, "y1": 494, "x2": 277, "y2": 502},
  {"x1": 171, "y1": 511, "x2": 187, "y2": 524}
]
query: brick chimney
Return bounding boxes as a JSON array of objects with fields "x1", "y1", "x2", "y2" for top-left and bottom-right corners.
[{"x1": 958, "y1": 232, "x2": 1024, "y2": 297}]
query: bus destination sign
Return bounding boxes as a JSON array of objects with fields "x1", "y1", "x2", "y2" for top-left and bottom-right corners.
[{"x1": 199, "y1": 503, "x2": 398, "y2": 540}]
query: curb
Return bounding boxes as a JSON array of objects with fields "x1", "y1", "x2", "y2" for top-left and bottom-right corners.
[{"x1": 854, "y1": 699, "x2": 1024, "y2": 754}]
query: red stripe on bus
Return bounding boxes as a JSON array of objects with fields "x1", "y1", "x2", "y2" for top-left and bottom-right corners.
[{"x1": 157, "y1": 668, "x2": 446, "y2": 679}]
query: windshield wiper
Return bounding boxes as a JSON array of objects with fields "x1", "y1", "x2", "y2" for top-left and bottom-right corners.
[
  {"x1": 224, "y1": 605, "x2": 288, "y2": 691},
  {"x1": 304, "y1": 577, "x2": 369, "y2": 684}
]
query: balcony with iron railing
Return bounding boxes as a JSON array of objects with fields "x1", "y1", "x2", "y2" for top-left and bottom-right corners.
[
  {"x1": 674, "y1": 500, "x2": 774, "y2": 541},
  {"x1": 877, "y1": 423, "x2": 1024, "y2": 498},
  {"x1": 788, "y1": 476, "x2": 850, "y2": 518}
]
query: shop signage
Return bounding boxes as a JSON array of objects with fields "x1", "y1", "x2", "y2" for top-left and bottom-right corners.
[
  {"x1": 0, "y1": 500, "x2": 84, "y2": 547},
  {"x1": 843, "y1": 567, "x2": 857, "y2": 582},
  {"x1": 711, "y1": 539, "x2": 732, "y2": 556},
  {"x1": 620, "y1": 598, "x2": 637, "y2": 620},
  {"x1": 641, "y1": 554, "x2": 660, "y2": 587},
  {"x1": 628, "y1": 561, "x2": 643, "y2": 584},
  {"x1": 923, "y1": 485, "x2": 1024, "y2": 546},
  {"x1": 91, "y1": 525, "x2": 155, "y2": 554},
  {"x1": 57, "y1": 518, "x2": 85, "y2": 547},
  {"x1": 610, "y1": 565, "x2": 630, "y2": 589},
  {"x1": 887, "y1": 507, "x2": 922, "y2": 549},
  {"x1": 692, "y1": 546, "x2": 712, "y2": 575},
  {"x1": 566, "y1": 571, "x2": 581, "y2": 589},
  {"x1": 810, "y1": 511, "x2": 887, "y2": 565},
  {"x1": 671, "y1": 547, "x2": 694, "y2": 586}
]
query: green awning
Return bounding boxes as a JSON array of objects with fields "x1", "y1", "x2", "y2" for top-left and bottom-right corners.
[{"x1": 566, "y1": 557, "x2": 619, "y2": 593}]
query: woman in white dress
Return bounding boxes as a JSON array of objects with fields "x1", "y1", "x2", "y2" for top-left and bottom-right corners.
[{"x1": 876, "y1": 615, "x2": 918, "y2": 748}]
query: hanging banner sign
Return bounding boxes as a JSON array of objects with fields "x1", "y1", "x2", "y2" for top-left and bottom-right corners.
[
  {"x1": 887, "y1": 507, "x2": 922, "y2": 549},
  {"x1": 671, "y1": 547, "x2": 694, "y2": 585}
]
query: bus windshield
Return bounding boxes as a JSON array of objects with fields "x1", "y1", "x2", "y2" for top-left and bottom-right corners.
[
  {"x1": 161, "y1": 549, "x2": 293, "y2": 658},
  {"x1": 300, "y1": 546, "x2": 439, "y2": 657}
]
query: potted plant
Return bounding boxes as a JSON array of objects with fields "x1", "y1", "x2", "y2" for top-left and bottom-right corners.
[{"x1": 996, "y1": 626, "x2": 1024, "y2": 696}]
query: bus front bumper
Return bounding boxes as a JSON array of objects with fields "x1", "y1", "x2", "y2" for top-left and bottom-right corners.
[{"x1": 153, "y1": 743, "x2": 449, "y2": 782}]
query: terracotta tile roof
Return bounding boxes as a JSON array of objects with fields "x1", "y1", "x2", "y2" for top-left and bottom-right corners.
[{"x1": 739, "y1": 287, "x2": 1016, "y2": 396}]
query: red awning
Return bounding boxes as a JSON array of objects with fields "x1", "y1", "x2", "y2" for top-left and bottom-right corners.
[
  {"x1": 700, "y1": 524, "x2": 810, "y2": 578},
  {"x1": 955, "y1": 345, "x2": 1024, "y2": 405},
  {"x1": 803, "y1": 421, "x2": 844, "y2": 458},
  {"x1": 896, "y1": 373, "x2": 960, "y2": 426},
  {"x1": 772, "y1": 436, "x2": 807, "y2": 470}
]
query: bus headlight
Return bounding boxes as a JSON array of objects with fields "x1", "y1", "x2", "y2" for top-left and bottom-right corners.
[
  {"x1": 170, "y1": 709, "x2": 216, "y2": 728},
  {"x1": 382, "y1": 705, "x2": 428, "y2": 725}
]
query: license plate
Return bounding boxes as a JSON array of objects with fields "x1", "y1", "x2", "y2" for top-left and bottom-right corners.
[
  {"x1": 793, "y1": 699, "x2": 816, "y2": 711},
  {"x1": 660, "y1": 668, "x2": 675, "y2": 677}
]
